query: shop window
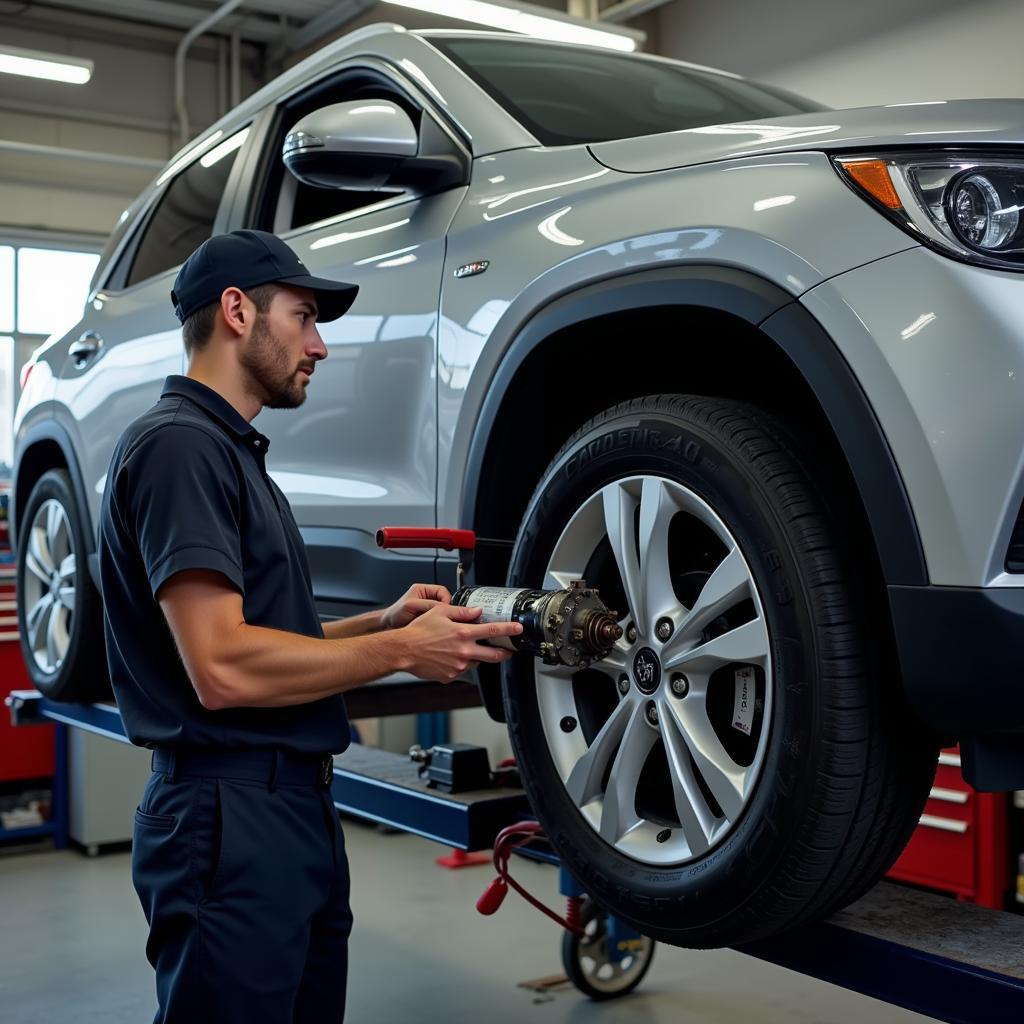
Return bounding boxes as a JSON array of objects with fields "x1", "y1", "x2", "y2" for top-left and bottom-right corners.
[{"x1": 17, "y1": 248, "x2": 99, "y2": 338}]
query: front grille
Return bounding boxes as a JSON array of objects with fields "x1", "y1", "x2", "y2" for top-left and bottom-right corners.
[{"x1": 1006, "y1": 500, "x2": 1024, "y2": 572}]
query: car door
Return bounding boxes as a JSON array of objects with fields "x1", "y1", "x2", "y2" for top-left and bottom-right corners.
[
  {"x1": 234, "y1": 67, "x2": 468, "y2": 616},
  {"x1": 52, "y1": 124, "x2": 253, "y2": 539}
]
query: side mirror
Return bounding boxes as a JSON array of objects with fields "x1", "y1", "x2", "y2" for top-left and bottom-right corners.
[{"x1": 283, "y1": 99, "x2": 466, "y2": 194}]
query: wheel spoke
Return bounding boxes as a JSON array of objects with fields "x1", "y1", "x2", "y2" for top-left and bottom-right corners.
[
  {"x1": 637, "y1": 476, "x2": 678, "y2": 627},
  {"x1": 662, "y1": 546, "x2": 751, "y2": 662},
  {"x1": 58, "y1": 586, "x2": 76, "y2": 611},
  {"x1": 46, "y1": 502, "x2": 62, "y2": 555},
  {"x1": 595, "y1": 640, "x2": 630, "y2": 675},
  {"x1": 665, "y1": 692, "x2": 748, "y2": 821},
  {"x1": 52, "y1": 604, "x2": 71, "y2": 661},
  {"x1": 25, "y1": 550, "x2": 50, "y2": 585},
  {"x1": 659, "y1": 703, "x2": 716, "y2": 855},
  {"x1": 46, "y1": 597, "x2": 60, "y2": 667},
  {"x1": 599, "y1": 702, "x2": 656, "y2": 844},
  {"x1": 30, "y1": 525, "x2": 55, "y2": 576},
  {"x1": 26, "y1": 594, "x2": 52, "y2": 647},
  {"x1": 58, "y1": 552, "x2": 76, "y2": 583},
  {"x1": 663, "y1": 617, "x2": 769, "y2": 674},
  {"x1": 601, "y1": 482, "x2": 645, "y2": 639},
  {"x1": 545, "y1": 568, "x2": 587, "y2": 590},
  {"x1": 564, "y1": 698, "x2": 633, "y2": 809}
]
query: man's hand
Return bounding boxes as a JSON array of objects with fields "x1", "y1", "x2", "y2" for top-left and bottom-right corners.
[
  {"x1": 381, "y1": 583, "x2": 452, "y2": 630},
  {"x1": 396, "y1": 603, "x2": 523, "y2": 684}
]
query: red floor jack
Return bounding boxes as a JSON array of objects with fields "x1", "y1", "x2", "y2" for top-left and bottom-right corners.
[{"x1": 477, "y1": 820, "x2": 657, "y2": 1000}]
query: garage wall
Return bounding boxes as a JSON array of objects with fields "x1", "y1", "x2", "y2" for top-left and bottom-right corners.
[
  {"x1": 654, "y1": 0, "x2": 1024, "y2": 106},
  {"x1": 0, "y1": 16, "x2": 261, "y2": 239}
]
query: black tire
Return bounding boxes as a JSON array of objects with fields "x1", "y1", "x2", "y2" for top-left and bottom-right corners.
[
  {"x1": 503, "y1": 395, "x2": 937, "y2": 948},
  {"x1": 16, "y1": 469, "x2": 110, "y2": 702},
  {"x1": 561, "y1": 898, "x2": 655, "y2": 1000}
]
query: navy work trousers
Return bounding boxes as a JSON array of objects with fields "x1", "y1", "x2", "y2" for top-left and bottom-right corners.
[{"x1": 131, "y1": 749, "x2": 353, "y2": 1024}]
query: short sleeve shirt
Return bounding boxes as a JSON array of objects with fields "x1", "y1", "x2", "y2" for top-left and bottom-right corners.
[{"x1": 97, "y1": 374, "x2": 351, "y2": 755}]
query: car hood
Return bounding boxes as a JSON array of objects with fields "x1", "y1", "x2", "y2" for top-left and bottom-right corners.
[{"x1": 589, "y1": 99, "x2": 1024, "y2": 173}]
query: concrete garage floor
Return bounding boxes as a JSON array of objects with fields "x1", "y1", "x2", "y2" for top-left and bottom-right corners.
[{"x1": 0, "y1": 819, "x2": 936, "y2": 1024}]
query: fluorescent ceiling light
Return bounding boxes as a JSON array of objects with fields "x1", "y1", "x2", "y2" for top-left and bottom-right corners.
[
  {"x1": 382, "y1": 0, "x2": 640, "y2": 52},
  {"x1": 0, "y1": 44, "x2": 93, "y2": 85}
]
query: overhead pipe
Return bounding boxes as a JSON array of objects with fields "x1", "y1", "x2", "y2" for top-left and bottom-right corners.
[
  {"x1": 175, "y1": 0, "x2": 247, "y2": 149},
  {"x1": 230, "y1": 30, "x2": 241, "y2": 109},
  {"x1": 0, "y1": 139, "x2": 163, "y2": 169},
  {"x1": 599, "y1": 0, "x2": 675, "y2": 23}
]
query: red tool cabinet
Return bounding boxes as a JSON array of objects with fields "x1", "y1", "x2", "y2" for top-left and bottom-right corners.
[
  {"x1": 0, "y1": 491, "x2": 55, "y2": 782},
  {"x1": 887, "y1": 747, "x2": 1010, "y2": 910}
]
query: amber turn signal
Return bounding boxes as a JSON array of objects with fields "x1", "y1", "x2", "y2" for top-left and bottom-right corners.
[{"x1": 838, "y1": 158, "x2": 902, "y2": 210}]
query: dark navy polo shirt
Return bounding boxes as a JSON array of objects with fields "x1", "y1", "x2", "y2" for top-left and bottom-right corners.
[{"x1": 97, "y1": 374, "x2": 351, "y2": 755}]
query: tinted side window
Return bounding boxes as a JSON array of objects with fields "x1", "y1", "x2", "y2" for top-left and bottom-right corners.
[{"x1": 127, "y1": 130, "x2": 247, "y2": 286}]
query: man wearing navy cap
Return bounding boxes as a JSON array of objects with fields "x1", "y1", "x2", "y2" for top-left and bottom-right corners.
[{"x1": 97, "y1": 230, "x2": 522, "y2": 1024}]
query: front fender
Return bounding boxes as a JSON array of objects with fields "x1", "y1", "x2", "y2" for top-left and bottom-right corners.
[{"x1": 457, "y1": 264, "x2": 926, "y2": 588}]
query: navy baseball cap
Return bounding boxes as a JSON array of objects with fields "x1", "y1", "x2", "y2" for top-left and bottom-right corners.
[{"x1": 171, "y1": 229, "x2": 358, "y2": 324}]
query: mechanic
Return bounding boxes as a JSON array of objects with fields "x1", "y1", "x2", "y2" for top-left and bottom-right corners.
[{"x1": 96, "y1": 229, "x2": 523, "y2": 1024}]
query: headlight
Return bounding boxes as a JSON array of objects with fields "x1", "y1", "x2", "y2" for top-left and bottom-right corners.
[{"x1": 834, "y1": 153, "x2": 1024, "y2": 270}]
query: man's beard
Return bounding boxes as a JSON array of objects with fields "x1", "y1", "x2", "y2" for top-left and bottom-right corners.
[{"x1": 239, "y1": 314, "x2": 306, "y2": 410}]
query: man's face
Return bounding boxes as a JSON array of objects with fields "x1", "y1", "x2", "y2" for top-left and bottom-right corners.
[{"x1": 239, "y1": 285, "x2": 327, "y2": 410}]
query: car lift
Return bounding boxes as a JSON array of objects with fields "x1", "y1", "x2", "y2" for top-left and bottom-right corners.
[{"x1": 7, "y1": 686, "x2": 1024, "y2": 1021}]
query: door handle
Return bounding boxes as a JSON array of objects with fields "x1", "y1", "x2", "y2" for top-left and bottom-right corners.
[{"x1": 68, "y1": 331, "x2": 104, "y2": 368}]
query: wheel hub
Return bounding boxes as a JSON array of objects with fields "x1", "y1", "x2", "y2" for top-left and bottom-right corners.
[{"x1": 632, "y1": 647, "x2": 661, "y2": 695}]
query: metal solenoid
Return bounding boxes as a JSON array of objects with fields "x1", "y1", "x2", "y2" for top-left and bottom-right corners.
[{"x1": 452, "y1": 580, "x2": 623, "y2": 668}]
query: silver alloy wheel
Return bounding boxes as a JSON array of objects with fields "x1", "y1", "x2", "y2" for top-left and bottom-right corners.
[
  {"x1": 538, "y1": 475, "x2": 772, "y2": 867},
  {"x1": 22, "y1": 498, "x2": 76, "y2": 674}
]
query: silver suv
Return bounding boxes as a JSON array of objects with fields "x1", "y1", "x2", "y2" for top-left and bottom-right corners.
[{"x1": 13, "y1": 24, "x2": 1024, "y2": 947}]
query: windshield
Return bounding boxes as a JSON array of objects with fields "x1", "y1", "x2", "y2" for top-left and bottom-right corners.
[{"x1": 434, "y1": 37, "x2": 826, "y2": 146}]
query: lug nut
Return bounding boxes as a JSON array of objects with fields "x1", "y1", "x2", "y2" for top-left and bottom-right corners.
[
  {"x1": 670, "y1": 674, "x2": 689, "y2": 698},
  {"x1": 645, "y1": 702, "x2": 659, "y2": 726},
  {"x1": 656, "y1": 829, "x2": 672, "y2": 844},
  {"x1": 617, "y1": 675, "x2": 630, "y2": 696},
  {"x1": 560, "y1": 716, "x2": 577, "y2": 733},
  {"x1": 655, "y1": 617, "x2": 674, "y2": 642},
  {"x1": 625, "y1": 623, "x2": 638, "y2": 644}
]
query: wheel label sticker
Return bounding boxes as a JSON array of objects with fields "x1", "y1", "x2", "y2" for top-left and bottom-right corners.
[{"x1": 732, "y1": 667, "x2": 755, "y2": 736}]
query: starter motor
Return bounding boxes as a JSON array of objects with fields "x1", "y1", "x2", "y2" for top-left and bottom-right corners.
[{"x1": 451, "y1": 580, "x2": 622, "y2": 668}]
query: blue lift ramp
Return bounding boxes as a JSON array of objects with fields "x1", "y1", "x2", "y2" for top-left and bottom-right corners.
[
  {"x1": 5, "y1": 691, "x2": 531, "y2": 853},
  {"x1": 739, "y1": 879, "x2": 1024, "y2": 1023},
  {"x1": 8, "y1": 689, "x2": 1024, "y2": 1020}
]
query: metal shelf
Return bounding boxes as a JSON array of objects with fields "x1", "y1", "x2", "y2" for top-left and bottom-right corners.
[{"x1": 0, "y1": 822, "x2": 55, "y2": 844}]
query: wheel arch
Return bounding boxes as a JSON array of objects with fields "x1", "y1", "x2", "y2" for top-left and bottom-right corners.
[
  {"x1": 14, "y1": 421, "x2": 97, "y2": 568},
  {"x1": 460, "y1": 265, "x2": 927, "y2": 720}
]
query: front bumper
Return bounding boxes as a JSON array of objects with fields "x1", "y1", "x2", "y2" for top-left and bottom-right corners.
[{"x1": 889, "y1": 584, "x2": 1024, "y2": 736}]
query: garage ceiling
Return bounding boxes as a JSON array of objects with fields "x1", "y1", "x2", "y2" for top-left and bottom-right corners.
[{"x1": 15, "y1": 0, "x2": 375, "y2": 52}]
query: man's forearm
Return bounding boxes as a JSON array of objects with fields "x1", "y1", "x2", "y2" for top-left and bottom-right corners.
[
  {"x1": 206, "y1": 621, "x2": 408, "y2": 709},
  {"x1": 321, "y1": 610, "x2": 387, "y2": 640}
]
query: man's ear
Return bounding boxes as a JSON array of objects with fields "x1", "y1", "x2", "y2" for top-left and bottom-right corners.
[{"x1": 220, "y1": 287, "x2": 250, "y2": 338}]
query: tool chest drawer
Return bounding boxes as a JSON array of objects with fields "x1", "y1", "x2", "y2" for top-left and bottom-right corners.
[
  {"x1": 0, "y1": 485, "x2": 55, "y2": 782},
  {"x1": 887, "y1": 747, "x2": 1009, "y2": 908}
]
